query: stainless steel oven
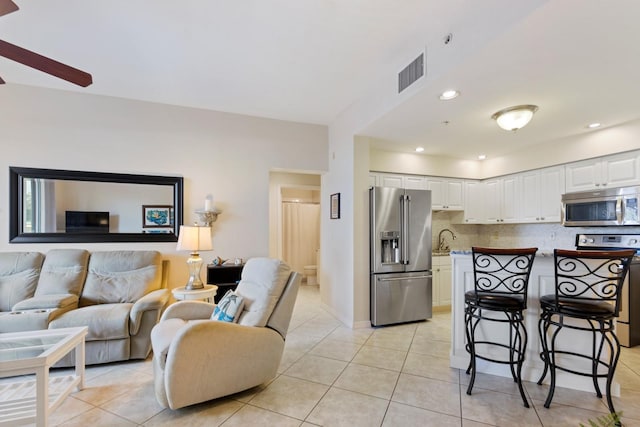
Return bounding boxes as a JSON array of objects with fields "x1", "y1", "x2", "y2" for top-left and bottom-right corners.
[
  {"x1": 576, "y1": 233, "x2": 640, "y2": 347},
  {"x1": 562, "y1": 186, "x2": 640, "y2": 226}
]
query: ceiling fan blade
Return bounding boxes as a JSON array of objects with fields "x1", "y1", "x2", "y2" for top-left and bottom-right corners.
[
  {"x1": 0, "y1": 39, "x2": 92, "y2": 87},
  {"x1": 0, "y1": 0, "x2": 18, "y2": 17}
]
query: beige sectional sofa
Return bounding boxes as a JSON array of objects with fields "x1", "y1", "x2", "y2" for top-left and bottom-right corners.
[{"x1": 0, "y1": 249, "x2": 170, "y2": 365}]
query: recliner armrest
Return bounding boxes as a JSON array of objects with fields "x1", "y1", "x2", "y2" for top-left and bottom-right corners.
[
  {"x1": 160, "y1": 300, "x2": 215, "y2": 321},
  {"x1": 12, "y1": 294, "x2": 78, "y2": 311},
  {"x1": 130, "y1": 289, "x2": 170, "y2": 334}
]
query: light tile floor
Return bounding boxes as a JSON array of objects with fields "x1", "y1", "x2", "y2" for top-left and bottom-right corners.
[{"x1": 10, "y1": 284, "x2": 640, "y2": 426}]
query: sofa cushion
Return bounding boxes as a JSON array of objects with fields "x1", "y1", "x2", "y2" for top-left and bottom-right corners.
[
  {"x1": 235, "y1": 258, "x2": 290, "y2": 327},
  {"x1": 36, "y1": 249, "x2": 89, "y2": 296},
  {"x1": 80, "y1": 251, "x2": 162, "y2": 306},
  {"x1": 0, "y1": 252, "x2": 43, "y2": 312},
  {"x1": 49, "y1": 303, "x2": 133, "y2": 341}
]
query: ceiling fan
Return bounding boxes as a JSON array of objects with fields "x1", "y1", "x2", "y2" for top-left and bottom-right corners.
[{"x1": 0, "y1": 0, "x2": 92, "y2": 86}]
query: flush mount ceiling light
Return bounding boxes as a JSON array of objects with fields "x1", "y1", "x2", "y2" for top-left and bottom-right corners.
[
  {"x1": 415, "y1": 147, "x2": 425, "y2": 153},
  {"x1": 491, "y1": 104, "x2": 539, "y2": 131},
  {"x1": 439, "y1": 90, "x2": 459, "y2": 100},
  {"x1": 587, "y1": 122, "x2": 601, "y2": 129},
  {"x1": 478, "y1": 154, "x2": 487, "y2": 160}
]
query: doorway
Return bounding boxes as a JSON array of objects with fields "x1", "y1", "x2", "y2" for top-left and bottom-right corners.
[{"x1": 281, "y1": 188, "x2": 320, "y2": 284}]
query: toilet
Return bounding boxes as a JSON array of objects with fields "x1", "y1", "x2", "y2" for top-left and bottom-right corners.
[{"x1": 303, "y1": 265, "x2": 317, "y2": 286}]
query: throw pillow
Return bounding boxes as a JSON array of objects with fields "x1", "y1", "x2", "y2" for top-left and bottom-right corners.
[{"x1": 211, "y1": 290, "x2": 245, "y2": 322}]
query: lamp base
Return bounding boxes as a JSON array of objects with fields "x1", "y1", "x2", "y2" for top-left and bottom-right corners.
[{"x1": 184, "y1": 252, "x2": 205, "y2": 290}]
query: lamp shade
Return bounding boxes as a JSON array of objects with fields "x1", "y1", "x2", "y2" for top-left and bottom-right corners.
[
  {"x1": 176, "y1": 225, "x2": 212, "y2": 251},
  {"x1": 491, "y1": 105, "x2": 538, "y2": 131}
]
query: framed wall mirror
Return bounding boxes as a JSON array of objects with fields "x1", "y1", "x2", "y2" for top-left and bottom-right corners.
[{"x1": 9, "y1": 167, "x2": 183, "y2": 243}]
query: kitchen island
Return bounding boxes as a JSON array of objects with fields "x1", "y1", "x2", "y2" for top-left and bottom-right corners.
[{"x1": 450, "y1": 251, "x2": 621, "y2": 396}]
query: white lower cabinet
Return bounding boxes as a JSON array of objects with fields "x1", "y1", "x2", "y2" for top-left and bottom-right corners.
[{"x1": 432, "y1": 256, "x2": 452, "y2": 307}]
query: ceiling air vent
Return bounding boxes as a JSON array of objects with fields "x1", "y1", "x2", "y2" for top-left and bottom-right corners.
[{"x1": 398, "y1": 53, "x2": 424, "y2": 93}]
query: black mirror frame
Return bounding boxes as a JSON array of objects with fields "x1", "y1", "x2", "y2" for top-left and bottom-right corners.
[{"x1": 9, "y1": 167, "x2": 183, "y2": 243}]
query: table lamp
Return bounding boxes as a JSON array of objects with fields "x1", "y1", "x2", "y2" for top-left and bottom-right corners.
[{"x1": 176, "y1": 225, "x2": 212, "y2": 290}]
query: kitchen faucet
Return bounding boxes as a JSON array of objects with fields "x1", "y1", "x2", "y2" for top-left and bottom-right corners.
[{"x1": 438, "y1": 228, "x2": 457, "y2": 252}]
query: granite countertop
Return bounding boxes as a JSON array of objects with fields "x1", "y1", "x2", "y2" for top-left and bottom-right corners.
[{"x1": 450, "y1": 249, "x2": 553, "y2": 257}]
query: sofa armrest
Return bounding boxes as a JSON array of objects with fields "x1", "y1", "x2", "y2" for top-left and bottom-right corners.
[
  {"x1": 130, "y1": 289, "x2": 170, "y2": 335},
  {"x1": 160, "y1": 300, "x2": 215, "y2": 321},
  {"x1": 12, "y1": 294, "x2": 78, "y2": 311}
]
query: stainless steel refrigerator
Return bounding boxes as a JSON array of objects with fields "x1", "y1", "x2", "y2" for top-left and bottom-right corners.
[{"x1": 370, "y1": 186, "x2": 432, "y2": 326}]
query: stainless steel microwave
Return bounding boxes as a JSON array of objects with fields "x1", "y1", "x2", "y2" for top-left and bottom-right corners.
[{"x1": 562, "y1": 186, "x2": 640, "y2": 226}]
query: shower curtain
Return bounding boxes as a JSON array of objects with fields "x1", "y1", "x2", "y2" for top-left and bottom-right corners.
[{"x1": 282, "y1": 202, "x2": 320, "y2": 275}]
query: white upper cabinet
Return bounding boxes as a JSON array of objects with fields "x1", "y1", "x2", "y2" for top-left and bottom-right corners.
[
  {"x1": 460, "y1": 180, "x2": 483, "y2": 223},
  {"x1": 565, "y1": 151, "x2": 640, "y2": 193},
  {"x1": 426, "y1": 177, "x2": 464, "y2": 210},
  {"x1": 483, "y1": 175, "x2": 520, "y2": 223},
  {"x1": 374, "y1": 173, "x2": 426, "y2": 189},
  {"x1": 520, "y1": 166, "x2": 565, "y2": 223}
]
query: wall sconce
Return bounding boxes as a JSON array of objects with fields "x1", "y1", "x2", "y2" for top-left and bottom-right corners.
[
  {"x1": 195, "y1": 194, "x2": 221, "y2": 226},
  {"x1": 491, "y1": 105, "x2": 538, "y2": 131},
  {"x1": 176, "y1": 225, "x2": 212, "y2": 290}
]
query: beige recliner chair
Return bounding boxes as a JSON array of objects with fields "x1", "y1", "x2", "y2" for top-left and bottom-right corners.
[{"x1": 151, "y1": 257, "x2": 301, "y2": 410}]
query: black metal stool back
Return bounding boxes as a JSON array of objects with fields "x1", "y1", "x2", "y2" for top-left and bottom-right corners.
[
  {"x1": 538, "y1": 249, "x2": 635, "y2": 418},
  {"x1": 465, "y1": 247, "x2": 538, "y2": 407}
]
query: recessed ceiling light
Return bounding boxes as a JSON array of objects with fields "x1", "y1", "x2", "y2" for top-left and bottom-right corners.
[
  {"x1": 587, "y1": 122, "x2": 601, "y2": 129},
  {"x1": 439, "y1": 90, "x2": 459, "y2": 100},
  {"x1": 415, "y1": 147, "x2": 425, "y2": 153},
  {"x1": 478, "y1": 154, "x2": 487, "y2": 160}
]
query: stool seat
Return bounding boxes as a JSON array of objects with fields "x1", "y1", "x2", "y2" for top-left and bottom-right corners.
[
  {"x1": 539, "y1": 294, "x2": 615, "y2": 317},
  {"x1": 465, "y1": 291, "x2": 525, "y2": 311}
]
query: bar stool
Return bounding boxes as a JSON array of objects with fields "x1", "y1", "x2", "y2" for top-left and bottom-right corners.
[
  {"x1": 537, "y1": 249, "x2": 635, "y2": 416},
  {"x1": 465, "y1": 246, "x2": 538, "y2": 407}
]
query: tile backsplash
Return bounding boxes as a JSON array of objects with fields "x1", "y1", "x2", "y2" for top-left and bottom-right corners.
[{"x1": 432, "y1": 211, "x2": 640, "y2": 252}]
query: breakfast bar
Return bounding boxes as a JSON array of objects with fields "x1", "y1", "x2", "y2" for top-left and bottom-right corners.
[{"x1": 449, "y1": 251, "x2": 622, "y2": 396}]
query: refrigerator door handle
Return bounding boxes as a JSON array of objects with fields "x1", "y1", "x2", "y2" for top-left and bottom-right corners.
[
  {"x1": 401, "y1": 194, "x2": 410, "y2": 264},
  {"x1": 379, "y1": 275, "x2": 432, "y2": 282}
]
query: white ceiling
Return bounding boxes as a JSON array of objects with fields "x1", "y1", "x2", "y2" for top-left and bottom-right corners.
[{"x1": 1, "y1": 0, "x2": 639, "y2": 161}]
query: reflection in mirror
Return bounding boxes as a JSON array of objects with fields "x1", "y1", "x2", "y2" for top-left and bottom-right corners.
[{"x1": 10, "y1": 167, "x2": 183, "y2": 243}]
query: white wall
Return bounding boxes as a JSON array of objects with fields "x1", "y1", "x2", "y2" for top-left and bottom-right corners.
[{"x1": 0, "y1": 84, "x2": 328, "y2": 289}]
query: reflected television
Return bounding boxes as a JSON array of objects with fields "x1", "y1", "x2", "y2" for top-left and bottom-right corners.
[{"x1": 65, "y1": 211, "x2": 109, "y2": 233}]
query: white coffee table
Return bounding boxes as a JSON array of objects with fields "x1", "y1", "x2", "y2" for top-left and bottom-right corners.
[
  {"x1": 172, "y1": 284, "x2": 218, "y2": 303},
  {"x1": 0, "y1": 327, "x2": 88, "y2": 427}
]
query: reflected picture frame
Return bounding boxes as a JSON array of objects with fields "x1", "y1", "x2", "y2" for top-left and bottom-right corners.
[
  {"x1": 330, "y1": 193, "x2": 340, "y2": 219},
  {"x1": 142, "y1": 205, "x2": 174, "y2": 228}
]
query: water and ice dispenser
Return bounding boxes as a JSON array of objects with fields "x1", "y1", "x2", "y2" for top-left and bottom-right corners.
[{"x1": 380, "y1": 231, "x2": 400, "y2": 264}]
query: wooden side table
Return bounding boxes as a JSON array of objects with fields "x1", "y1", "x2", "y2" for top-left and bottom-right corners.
[{"x1": 172, "y1": 284, "x2": 218, "y2": 303}]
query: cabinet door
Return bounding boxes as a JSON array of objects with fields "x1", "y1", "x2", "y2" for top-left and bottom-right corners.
[
  {"x1": 439, "y1": 264, "x2": 452, "y2": 306},
  {"x1": 404, "y1": 175, "x2": 426, "y2": 190},
  {"x1": 501, "y1": 175, "x2": 520, "y2": 223},
  {"x1": 426, "y1": 178, "x2": 446, "y2": 209},
  {"x1": 483, "y1": 179, "x2": 501, "y2": 223},
  {"x1": 538, "y1": 166, "x2": 565, "y2": 222},
  {"x1": 462, "y1": 180, "x2": 483, "y2": 223},
  {"x1": 520, "y1": 171, "x2": 541, "y2": 222},
  {"x1": 602, "y1": 152, "x2": 640, "y2": 188},
  {"x1": 445, "y1": 179, "x2": 464, "y2": 210},
  {"x1": 369, "y1": 173, "x2": 378, "y2": 188},
  {"x1": 565, "y1": 158, "x2": 602, "y2": 192},
  {"x1": 378, "y1": 174, "x2": 404, "y2": 188}
]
